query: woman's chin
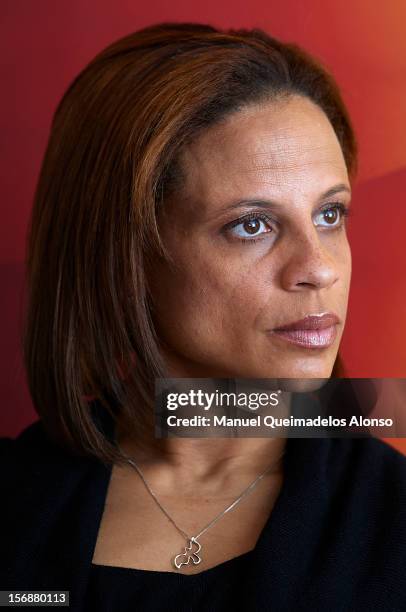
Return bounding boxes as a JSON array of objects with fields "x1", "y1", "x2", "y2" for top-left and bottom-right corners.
[{"x1": 274, "y1": 378, "x2": 330, "y2": 393}]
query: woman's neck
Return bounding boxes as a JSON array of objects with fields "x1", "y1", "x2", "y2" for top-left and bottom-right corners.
[{"x1": 115, "y1": 419, "x2": 287, "y2": 493}]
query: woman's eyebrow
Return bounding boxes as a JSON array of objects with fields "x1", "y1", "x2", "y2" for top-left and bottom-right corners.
[
  {"x1": 215, "y1": 183, "x2": 351, "y2": 215},
  {"x1": 320, "y1": 183, "x2": 351, "y2": 200}
]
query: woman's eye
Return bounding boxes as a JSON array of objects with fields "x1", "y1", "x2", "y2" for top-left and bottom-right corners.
[
  {"x1": 227, "y1": 216, "x2": 273, "y2": 240},
  {"x1": 314, "y1": 204, "x2": 347, "y2": 228}
]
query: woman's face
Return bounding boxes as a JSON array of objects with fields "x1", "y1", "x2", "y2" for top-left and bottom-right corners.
[{"x1": 150, "y1": 94, "x2": 352, "y2": 379}]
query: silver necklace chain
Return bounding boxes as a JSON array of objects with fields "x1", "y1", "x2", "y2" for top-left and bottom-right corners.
[{"x1": 119, "y1": 446, "x2": 286, "y2": 569}]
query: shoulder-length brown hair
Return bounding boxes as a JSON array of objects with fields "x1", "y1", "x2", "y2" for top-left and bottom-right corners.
[{"x1": 23, "y1": 22, "x2": 357, "y2": 465}]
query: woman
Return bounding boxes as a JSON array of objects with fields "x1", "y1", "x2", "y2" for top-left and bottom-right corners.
[{"x1": 2, "y1": 22, "x2": 406, "y2": 612}]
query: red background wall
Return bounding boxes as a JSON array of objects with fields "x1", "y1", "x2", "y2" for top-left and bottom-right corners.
[{"x1": 1, "y1": 1, "x2": 405, "y2": 453}]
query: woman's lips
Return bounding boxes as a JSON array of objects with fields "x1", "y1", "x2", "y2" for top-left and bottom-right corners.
[
  {"x1": 270, "y1": 326, "x2": 338, "y2": 348},
  {"x1": 268, "y1": 313, "x2": 340, "y2": 349}
]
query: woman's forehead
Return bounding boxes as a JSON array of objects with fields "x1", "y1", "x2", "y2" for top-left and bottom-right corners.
[{"x1": 174, "y1": 96, "x2": 349, "y2": 216}]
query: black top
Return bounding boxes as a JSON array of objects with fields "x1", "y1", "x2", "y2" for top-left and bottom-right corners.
[
  {"x1": 87, "y1": 553, "x2": 254, "y2": 612},
  {"x1": 1, "y1": 406, "x2": 406, "y2": 612}
]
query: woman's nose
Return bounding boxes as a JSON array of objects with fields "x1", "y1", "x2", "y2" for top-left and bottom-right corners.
[{"x1": 279, "y1": 230, "x2": 339, "y2": 291}]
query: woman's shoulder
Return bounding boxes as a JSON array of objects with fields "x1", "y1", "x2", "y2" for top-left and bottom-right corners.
[
  {"x1": 1, "y1": 419, "x2": 67, "y2": 463},
  {"x1": 328, "y1": 436, "x2": 406, "y2": 482},
  {"x1": 324, "y1": 436, "x2": 406, "y2": 500},
  {"x1": 0, "y1": 418, "x2": 110, "y2": 536},
  {"x1": 0, "y1": 420, "x2": 111, "y2": 593},
  {"x1": 324, "y1": 437, "x2": 406, "y2": 533},
  {"x1": 289, "y1": 434, "x2": 406, "y2": 518},
  {"x1": 0, "y1": 419, "x2": 98, "y2": 494},
  {"x1": 1, "y1": 419, "x2": 48, "y2": 454}
]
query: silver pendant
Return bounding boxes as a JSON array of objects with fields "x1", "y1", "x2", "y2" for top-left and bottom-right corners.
[{"x1": 173, "y1": 537, "x2": 202, "y2": 569}]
